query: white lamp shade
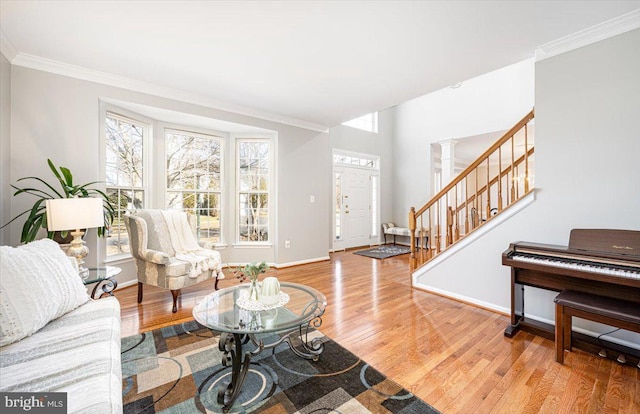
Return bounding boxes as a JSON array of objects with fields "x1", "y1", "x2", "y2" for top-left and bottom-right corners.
[{"x1": 46, "y1": 197, "x2": 104, "y2": 231}]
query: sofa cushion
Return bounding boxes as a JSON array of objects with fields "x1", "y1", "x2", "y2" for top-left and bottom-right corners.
[
  {"x1": 0, "y1": 297, "x2": 122, "y2": 414},
  {"x1": 0, "y1": 239, "x2": 90, "y2": 346}
]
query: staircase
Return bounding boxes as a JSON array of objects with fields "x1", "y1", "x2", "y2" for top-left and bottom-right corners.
[{"x1": 409, "y1": 109, "x2": 535, "y2": 271}]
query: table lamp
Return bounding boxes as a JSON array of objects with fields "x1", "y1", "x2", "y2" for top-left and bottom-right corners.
[{"x1": 46, "y1": 197, "x2": 104, "y2": 275}]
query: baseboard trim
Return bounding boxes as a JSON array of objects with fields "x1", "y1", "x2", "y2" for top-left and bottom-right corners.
[
  {"x1": 274, "y1": 256, "x2": 330, "y2": 268},
  {"x1": 413, "y1": 284, "x2": 510, "y2": 316}
]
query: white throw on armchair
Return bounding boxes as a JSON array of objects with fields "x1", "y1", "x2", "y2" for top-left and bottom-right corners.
[{"x1": 124, "y1": 209, "x2": 224, "y2": 313}]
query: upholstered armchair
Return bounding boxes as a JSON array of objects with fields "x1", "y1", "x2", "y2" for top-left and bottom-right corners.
[{"x1": 124, "y1": 209, "x2": 224, "y2": 313}]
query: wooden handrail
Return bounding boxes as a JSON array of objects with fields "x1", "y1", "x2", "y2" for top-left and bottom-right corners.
[
  {"x1": 414, "y1": 109, "x2": 534, "y2": 217},
  {"x1": 410, "y1": 109, "x2": 535, "y2": 271}
]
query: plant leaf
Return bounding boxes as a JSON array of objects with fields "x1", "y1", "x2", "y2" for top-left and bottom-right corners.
[
  {"x1": 0, "y1": 209, "x2": 31, "y2": 229},
  {"x1": 60, "y1": 166, "x2": 74, "y2": 187},
  {"x1": 14, "y1": 178, "x2": 63, "y2": 198},
  {"x1": 26, "y1": 214, "x2": 44, "y2": 242},
  {"x1": 47, "y1": 159, "x2": 70, "y2": 196},
  {"x1": 12, "y1": 186, "x2": 55, "y2": 199},
  {"x1": 47, "y1": 159, "x2": 63, "y2": 181}
]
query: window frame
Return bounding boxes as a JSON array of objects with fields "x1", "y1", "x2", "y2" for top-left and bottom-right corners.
[
  {"x1": 100, "y1": 104, "x2": 278, "y2": 262},
  {"x1": 164, "y1": 127, "x2": 225, "y2": 246},
  {"x1": 101, "y1": 108, "x2": 152, "y2": 260},
  {"x1": 233, "y1": 134, "x2": 275, "y2": 247}
]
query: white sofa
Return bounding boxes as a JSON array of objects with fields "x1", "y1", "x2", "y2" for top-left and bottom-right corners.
[{"x1": 0, "y1": 239, "x2": 122, "y2": 414}]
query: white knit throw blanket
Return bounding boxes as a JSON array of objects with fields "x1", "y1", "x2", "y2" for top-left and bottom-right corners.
[{"x1": 160, "y1": 210, "x2": 218, "y2": 278}]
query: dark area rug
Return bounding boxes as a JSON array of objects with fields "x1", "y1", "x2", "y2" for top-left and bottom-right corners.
[
  {"x1": 121, "y1": 319, "x2": 438, "y2": 413},
  {"x1": 354, "y1": 245, "x2": 411, "y2": 259}
]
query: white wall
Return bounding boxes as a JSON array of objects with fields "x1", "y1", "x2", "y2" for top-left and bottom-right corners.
[
  {"x1": 329, "y1": 108, "x2": 394, "y2": 244},
  {"x1": 392, "y1": 58, "x2": 535, "y2": 225},
  {"x1": 5, "y1": 65, "x2": 331, "y2": 286},
  {"x1": 415, "y1": 29, "x2": 640, "y2": 346},
  {"x1": 0, "y1": 53, "x2": 10, "y2": 245},
  {"x1": 277, "y1": 126, "x2": 331, "y2": 265}
]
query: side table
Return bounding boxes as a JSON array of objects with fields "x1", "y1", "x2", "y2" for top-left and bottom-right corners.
[{"x1": 83, "y1": 266, "x2": 121, "y2": 299}]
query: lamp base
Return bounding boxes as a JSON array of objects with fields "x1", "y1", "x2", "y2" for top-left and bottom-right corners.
[{"x1": 67, "y1": 229, "x2": 89, "y2": 274}]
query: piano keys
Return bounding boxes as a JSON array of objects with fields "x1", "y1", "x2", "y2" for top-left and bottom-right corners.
[{"x1": 502, "y1": 229, "x2": 640, "y2": 347}]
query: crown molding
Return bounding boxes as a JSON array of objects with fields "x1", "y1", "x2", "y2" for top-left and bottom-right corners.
[
  {"x1": 536, "y1": 9, "x2": 640, "y2": 61},
  {"x1": 9, "y1": 53, "x2": 329, "y2": 133},
  {"x1": 0, "y1": 30, "x2": 18, "y2": 61}
]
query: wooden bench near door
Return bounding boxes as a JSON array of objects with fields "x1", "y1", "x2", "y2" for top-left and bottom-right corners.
[{"x1": 554, "y1": 290, "x2": 640, "y2": 364}]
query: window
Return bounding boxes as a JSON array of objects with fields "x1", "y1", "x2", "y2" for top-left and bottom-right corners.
[
  {"x1": 333, "y1": 153, "x2": 378, "y2": 169},
  {"x1": 105, "y1": 112, "x2": 147, "y2": 256},
  {"x1": 342, "y1": 112, "x2": 378, "y2": 133},
  {"x1": 103, "y1": 104, "x2": 277, "y2": 258},
  {"x1": 237, "y1": 140, "x2": 270, "y2": 242},
  {"x1": 165, "y1": 130, "x2": 223, "y2": 244}
]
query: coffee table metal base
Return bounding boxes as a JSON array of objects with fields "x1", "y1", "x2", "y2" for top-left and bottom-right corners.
[{"x1": 217, "y1": 325, "x2": 324, "y2": 412}]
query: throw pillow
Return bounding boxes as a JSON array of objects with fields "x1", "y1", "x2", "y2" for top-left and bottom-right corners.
[{"x1": 0, "y1": 238, "x2": 90, "y2": 346}]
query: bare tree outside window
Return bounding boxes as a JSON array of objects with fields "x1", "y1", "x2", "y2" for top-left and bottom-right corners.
[
  {"x1": 105, "y1": 113, "x2": 145, "y2": 256},
  {"x1": 238, "y1": 140, "x2": 269, "y2": 242},
  {"x1": 166, "y1": 130, "x2": 222, "y2": 244}
]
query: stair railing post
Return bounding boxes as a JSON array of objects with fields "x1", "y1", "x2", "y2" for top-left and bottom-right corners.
[
  {"x1": 409, "y1": 207, "x2": 416, "y2": 271},
  {"x1": 524, "y1": 122, "x2": 530, "y2": 193},
  {"x1": 486, "y1": 157, "x2": 491, "y2": 220},
  {"x1": 498, "y1": 146, "x2": 503, "y2": 211},
  {"x1": 511, "y1": 136, "x2": 516, "y2": 203}
]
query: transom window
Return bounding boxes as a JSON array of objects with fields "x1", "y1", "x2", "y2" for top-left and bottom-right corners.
[
  {"x1": 333, "y1": 153, "x2": 378, "y2": 169},
  {"x1": 342, "y1": 112, "x2": 378, "y2": 133}
]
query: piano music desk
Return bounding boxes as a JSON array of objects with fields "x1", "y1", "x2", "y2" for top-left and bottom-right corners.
[{"x1": 554, "y1": 290, "x2": 640, "y2": 364}]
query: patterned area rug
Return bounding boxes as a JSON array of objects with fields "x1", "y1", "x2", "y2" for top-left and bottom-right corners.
[
  {"x1": 354, "y1": 245, "x2": 411, "y2": 259},
  {"x1": 121, "y1": 320, "x2": 438, "y2": 413}
]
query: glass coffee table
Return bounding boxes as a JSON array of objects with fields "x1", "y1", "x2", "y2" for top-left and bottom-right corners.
[{"x1": 193, "y1": 282, "x2": 327, "y2": 412}]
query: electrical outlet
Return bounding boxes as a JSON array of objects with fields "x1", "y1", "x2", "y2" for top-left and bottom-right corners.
[{"x1": 285, "y1": 240, "x2": 291, "y2": 248}]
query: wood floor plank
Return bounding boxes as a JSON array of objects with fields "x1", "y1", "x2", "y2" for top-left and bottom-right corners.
[
  {"x1": 522, "y1": 351, "x2": 562, "y2": 414},
  {"x1": 115, "y1": 249, "x2": 640, "y2": 413},
  {"x1": 586, "y1": 356, "x2": 612, "y2": 414}
]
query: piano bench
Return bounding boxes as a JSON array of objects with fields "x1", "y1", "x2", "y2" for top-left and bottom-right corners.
[{"x1": 554, "y1": 290, "x2": 640, "y2": 364}]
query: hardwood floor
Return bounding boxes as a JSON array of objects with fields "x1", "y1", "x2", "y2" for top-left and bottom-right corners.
[{"x1": 116, "y1": 249, "x2": 640, "y2": 413}]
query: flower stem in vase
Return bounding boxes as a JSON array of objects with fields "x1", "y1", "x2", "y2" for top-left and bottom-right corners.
[{"x1": 249, "y1": 279, "x2": 260, "y2": 302}]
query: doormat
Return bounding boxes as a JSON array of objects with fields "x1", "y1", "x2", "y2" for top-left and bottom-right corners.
[{"x1": 354, "y1": 245, "x2": 411, "y2": 259}]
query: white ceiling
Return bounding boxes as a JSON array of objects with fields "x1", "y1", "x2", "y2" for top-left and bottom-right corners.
[{"x1": 1, "y1": 1, "x2": 639, "y2": 130}]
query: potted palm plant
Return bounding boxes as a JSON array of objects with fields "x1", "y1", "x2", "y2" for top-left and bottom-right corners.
[{"x1": 1, "y1": 159, "x2": 115, "y2": 243}]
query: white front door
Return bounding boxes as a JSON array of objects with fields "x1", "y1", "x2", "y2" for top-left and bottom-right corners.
[{"x1": 339, "y1": 167, "x2": 371, "y2": 249}]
